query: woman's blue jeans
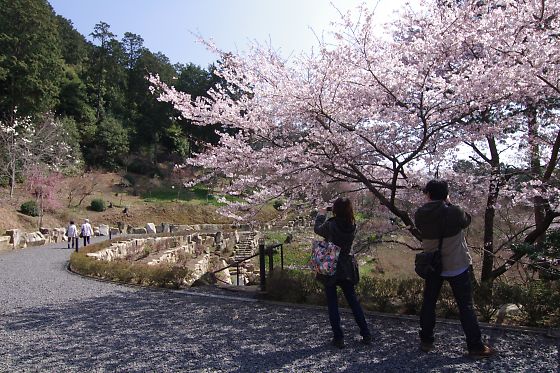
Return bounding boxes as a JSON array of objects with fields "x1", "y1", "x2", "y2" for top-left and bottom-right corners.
[
  {"x1": 419, "y1": 268, "x2": 484, "y2": 350},
  {"x1": 325, "y1": 280, "x2": 370, "y2": 340}
]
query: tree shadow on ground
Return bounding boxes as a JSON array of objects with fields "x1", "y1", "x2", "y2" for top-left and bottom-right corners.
[{"x1": 1, "y1": 289, "x2": 558, "y2": 372}]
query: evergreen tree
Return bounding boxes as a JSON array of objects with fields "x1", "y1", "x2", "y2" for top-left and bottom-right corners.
[
  {"x1": 88, "y1": 21, "x2": 116, "y2": 120},
  {"x1": 0, "y1": 0, "x2": 65, "y2": 118}
]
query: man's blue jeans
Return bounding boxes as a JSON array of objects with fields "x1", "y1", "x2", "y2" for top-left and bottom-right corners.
[
  {"x1": 325, "y1": 280, "x2": 370, "y2": 340},
  {"x1": 419, "y1": 268, "x2": 484, "y2": 350}
]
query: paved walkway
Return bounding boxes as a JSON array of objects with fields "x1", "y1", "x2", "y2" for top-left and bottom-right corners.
[{"x1": 0, "y1": 242, "x2": 558, "y2": 372}]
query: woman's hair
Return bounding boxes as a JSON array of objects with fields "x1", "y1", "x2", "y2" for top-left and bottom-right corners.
[
  {"x1": 332, "y1": 197, "x2": 355, "y2": 225},
  {"x1": 70, "y1": 220, "x2": 74, "y2": 225}
]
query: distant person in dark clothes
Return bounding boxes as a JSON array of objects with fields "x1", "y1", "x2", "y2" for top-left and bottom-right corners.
[
  {"x1": 415, "y1": 179, "x2": 495, "y2": 358},
  {"x1": 314, "y1": 197, "x2": 371, "y2": 349}
]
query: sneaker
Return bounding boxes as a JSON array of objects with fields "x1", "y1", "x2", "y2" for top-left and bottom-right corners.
[
  {"x1": 361, "y1": 335, "x2": 372, "y2": 345},
  {"x1": 420, "y1": 341, "x2": 434, "y2": 352},
  {"x1": 468, "y1": 345, "x2": 496, "y2": 359},
  {"x1": 332, "y1": 338, "x2": 345, "y2": 349}
]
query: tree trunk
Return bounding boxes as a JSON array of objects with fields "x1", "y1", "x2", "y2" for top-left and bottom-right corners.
[
  {"x1": 9, "y1": 135, "x2": 16, "y2": 198},
  {"x1": 480, "y1": 172, "x2": 500, "y2": 283},
  {"x1": 527, "y1": 105, "x2": 546, "y2": 244},
  {"x1": 39, "y1": 194, "x2": 44, "y2": 229},
  {"x1": 480, "y1": 136, "x2": 501, "y2": 284},
  {"x1": 9, "y1": 159, "x2": 15, "y2": 198}
]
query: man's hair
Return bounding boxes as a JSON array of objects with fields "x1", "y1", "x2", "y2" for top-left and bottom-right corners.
[{"x1": 423, "y1": 179, "x2": 448, "y2": 200}]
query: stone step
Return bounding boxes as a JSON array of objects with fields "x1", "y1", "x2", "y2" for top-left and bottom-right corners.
[{"x1": 235, "y1": 248, "x2": 253, "y2": 252}]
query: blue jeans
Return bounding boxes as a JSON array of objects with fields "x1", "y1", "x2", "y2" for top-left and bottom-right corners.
[
  {"x1": 419, "y1": 268, "x2": 484, "y2": 350},
  {"x1": 325, "y1": 280, "x2": 370, "y2": 340}
]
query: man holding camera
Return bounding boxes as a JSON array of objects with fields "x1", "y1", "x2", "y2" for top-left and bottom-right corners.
[{"x1": 414, "y1": 179, "x2": 495, "y2": 358}]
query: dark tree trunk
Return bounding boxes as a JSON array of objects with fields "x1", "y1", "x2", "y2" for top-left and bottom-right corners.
[{"x1": 480, "y1": 136, "x2": 500, "y2": 284}]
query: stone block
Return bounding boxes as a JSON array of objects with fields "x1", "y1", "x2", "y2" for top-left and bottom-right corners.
[
  {"x1": 117, "y1": 222, "x2": 128, "y2": 234},
  {"x1": 5, "y1": 229, "x2": 22, "y2": 248},
  {"x1": 51, "y1": 228, "x2": 67, "y2": 242},
  {"x1": 0, "y1": 236, "x2": 11, "y2": 251},
  {"x1": 214, "y1": 231, "x2": 223, "y2": 244},
  {"x1": 131, "y1": 227, "x2": 147, "y2": 235},
  {"x1": 23, "y1": 232, "x2": 46, "y2": 247},
  {"x1": 99, "y1": 224, "x2": 110, "y2": 236},
  {"x1": 496, "y1": 303, "x2": 522, "y2": 324},
  {"x1": 145, "y1": 223, "x2": 156, "y2": 234}
]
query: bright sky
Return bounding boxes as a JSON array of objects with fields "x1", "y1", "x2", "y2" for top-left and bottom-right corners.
[{"x1": 48, "y1": 0, "x2": 410, "y2": 68}]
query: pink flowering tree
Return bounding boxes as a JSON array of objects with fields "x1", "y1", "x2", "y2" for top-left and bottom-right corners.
[
  {"x1": 416, "y1": 0, "x2": 560, "y2": 282},
  {"x1": 151, "y1": 0, "x2": 560, "y2": 283},
  {"x1": 24, "y1": 166, "x2": 63, "y2": 228}
]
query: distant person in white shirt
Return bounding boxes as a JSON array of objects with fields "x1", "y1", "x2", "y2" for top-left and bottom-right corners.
[
  {"x1": 81, "y1": 219, "x2": 93, "y2": 246},
  {"x1": 66, "y1": 220, "x2": 79, "y2": 251}
]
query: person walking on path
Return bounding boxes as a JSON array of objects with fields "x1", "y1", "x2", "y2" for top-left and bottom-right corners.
[
  {"x1": 314, "y1": 197, "x2": 371, "y2": 349},
  {"x1": 414, "y1": 179, "x2": 495, "y2": 358},
  {"x1": 66, "y1": 220, "x2": 79, "y2": 251},
  {"x1": 80, "y1": 219, "x2": 93, "y2": 247}
]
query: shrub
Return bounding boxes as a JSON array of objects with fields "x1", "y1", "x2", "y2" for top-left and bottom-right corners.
[
  {"x1": 20, "y1": 200, "x2": 39, "y2": 217},
  {"x1": 273, "y1": 199, "x2": 284, "y2": 210},
  {"x1": 90, "y1": 198, "x2": 106, "y2": 212},
  {"x1": 517, "y1": 280, "x2": 560, "y2": 327},
  {"x1": 267, "y1": 269, "x2": 324, "y2": 304},
  {"x1": 122, "y1": 173, "x2": 136, "y2": 186},
  {"x1": 69, "y1": 249, "x2": 192, "y2": 290},
  {"x1": 396, "y1": 278, "x2": 424, "y2": 314},
  {"x1": 127, "y1": 159, "x2": 160, "y2": 177},
  {"x1": 357, "y1": 276, "x2": 399, "y2": 313}
]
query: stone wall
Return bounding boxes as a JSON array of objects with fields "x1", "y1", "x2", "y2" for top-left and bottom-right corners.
[
  {"x1": 85, "y1": 229, "x2": 259, "y2": 287},
  {"x1": 1, "y1": 222, "x2": 248, "y2": 251}
]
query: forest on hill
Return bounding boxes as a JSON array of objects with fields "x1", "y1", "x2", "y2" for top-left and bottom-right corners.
[{"x1": 0, "y1": 0, "x2": 222, "y2": 183}]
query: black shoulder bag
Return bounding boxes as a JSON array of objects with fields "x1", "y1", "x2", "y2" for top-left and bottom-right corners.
[{"x1": 415, "y1": 205, "x2": 447, "y2": 279}]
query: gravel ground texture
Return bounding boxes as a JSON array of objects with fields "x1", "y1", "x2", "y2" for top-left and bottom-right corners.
[{"x1": 0, "y1": 242, "x2": 558, "y2": 372}]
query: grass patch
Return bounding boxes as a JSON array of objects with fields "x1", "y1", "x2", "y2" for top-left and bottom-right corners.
[
  {"x1": 142, "y1": 185, "x2": 212, "y2": 202},
  {"x1": 263, "y1": 231, "x2": 314, "y2": 269},
  {"x1": 142, "y1": 185, "x2": 242, "y2": 207},
  {"x1": 272, "y1": 245, "x2": 311, "y2": 268}
]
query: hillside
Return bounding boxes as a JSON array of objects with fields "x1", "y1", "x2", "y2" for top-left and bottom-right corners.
[{"x1": 0, "y1": 172, "x2": 236, "y2": 233}]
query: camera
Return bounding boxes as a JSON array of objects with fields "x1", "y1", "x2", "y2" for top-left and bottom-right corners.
[{"x1": 326, "y1": 207, "x2": 333, "y2": 212}]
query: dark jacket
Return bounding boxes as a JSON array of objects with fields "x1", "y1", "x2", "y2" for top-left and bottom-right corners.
[
  {"x1": 414, "y1": 200, "x2": 471, "y2": 239},
  {"x1": 314, "y1": 214, "x2": 359, "y2": 285},
  {"x1": 414, "y1": 200, "x2": 472, "y2": 273},
  {"x1": 314, "y1": 214, "x2": 356, "y2": 255}
]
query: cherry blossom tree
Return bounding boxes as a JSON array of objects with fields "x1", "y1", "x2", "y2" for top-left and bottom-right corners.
[
  {"x1": 420, "y1": 0, "x2": 560, "y2": 282},
  {"x1": 151, "y1": 0, "x2": 560, "y2": 283}
]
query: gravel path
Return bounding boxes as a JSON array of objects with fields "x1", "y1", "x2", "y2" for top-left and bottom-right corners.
[{"x1": 0, "y1": 243, "x2": 558, "y2": 372}]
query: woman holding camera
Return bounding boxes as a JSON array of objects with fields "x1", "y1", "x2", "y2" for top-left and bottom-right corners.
[{"x1": 314, "y1": 197, "x2": 371, "y2": 348}]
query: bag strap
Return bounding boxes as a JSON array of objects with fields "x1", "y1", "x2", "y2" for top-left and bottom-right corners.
[
  {"x1": 437, "y1": 204, "x2": 449, "y2": 253},
  {"x1": 326, "y1": 220, "x2": 333, "y2": 243}
]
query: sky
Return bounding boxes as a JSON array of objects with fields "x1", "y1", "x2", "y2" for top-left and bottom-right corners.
[{"x1": 48, "y1": 0, "x2": 411, "y2": 68}]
